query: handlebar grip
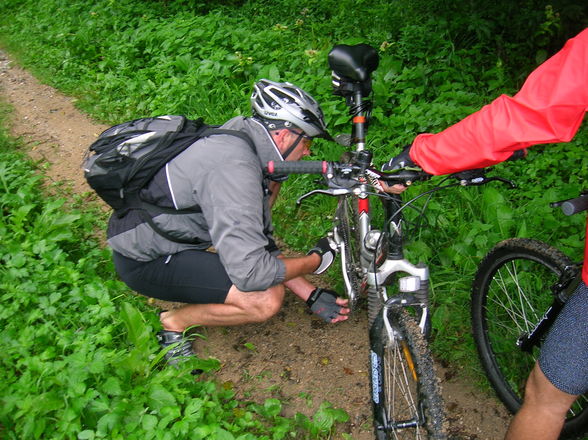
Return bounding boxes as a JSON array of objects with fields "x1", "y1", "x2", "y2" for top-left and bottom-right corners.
[
  {"x1": 266, "y1": 160, "x2": 328, "y2": 175},
  {"x1": 559, "y1": 194, "x2": 588, "y2": 216}
]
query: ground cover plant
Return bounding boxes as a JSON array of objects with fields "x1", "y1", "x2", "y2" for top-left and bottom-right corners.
[
  {"x1": 0, "y1": 101, "x2": 348, "y2": 439},
  {"x1": 1, "y1": 0, "x2": 587, "y2": 412}
]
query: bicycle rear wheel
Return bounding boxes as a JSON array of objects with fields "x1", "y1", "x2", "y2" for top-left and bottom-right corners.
[
  {"x1": 370, "y1": 305, "x2": 447, "y2": 439},
  {"x1": 335, "y1": 194, "x2": 366, "y2": 307},
  {"x1": 471, "y1": 238, "x2": 588, "y2": 438}
]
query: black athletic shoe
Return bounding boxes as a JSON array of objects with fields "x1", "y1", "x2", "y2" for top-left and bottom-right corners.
[{"x1": 156, "y1": 330, "x2": 195, "y2": 365}]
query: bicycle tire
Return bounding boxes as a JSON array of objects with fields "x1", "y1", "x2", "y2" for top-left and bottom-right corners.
[
  {"x1": 370, "y1": 305, "x2": 447, "y2": 439},
  {"x1": 471, "y1": 238, "x2": 588, "y2": 438},
  {"x1": 336, "y1": 195, "x2": 365, "y2": 307}
]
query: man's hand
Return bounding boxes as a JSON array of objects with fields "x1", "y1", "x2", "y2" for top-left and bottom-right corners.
[
  {"x1": 307, "y1": 237, "x2": 337, "y2": 274},
  {"x1": 379, "y1": 181, "x2": 410, "y2": 194},
  {"x1": 379, "y1": 145, "x2": 415, "y2": 194},
  {"x1": 380, "y1": 145, "x2": 429, "y2": 194},
  {"x1": 381, "y1": 145, "x2": 418, "y2": 171},
  {"x1": 306, "y1": 288, "x2": 350, "y2": 323}
]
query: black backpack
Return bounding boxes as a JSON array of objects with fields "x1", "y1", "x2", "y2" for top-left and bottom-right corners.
[{"x1": 83, "y1": 115, "x2": 255, "y2": 242}]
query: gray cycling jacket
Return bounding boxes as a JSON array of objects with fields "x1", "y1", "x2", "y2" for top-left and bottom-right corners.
[{"x1": 107, "y1": 116, "x2": 287, "y2": 292}]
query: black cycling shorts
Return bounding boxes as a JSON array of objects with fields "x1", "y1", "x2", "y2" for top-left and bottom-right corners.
[
  {"x1": 112, "y1": 250, "x2": 232, "y2": 304},
  {"x1": 539, "y1": 280, "x2": 588, "y2": 395}
]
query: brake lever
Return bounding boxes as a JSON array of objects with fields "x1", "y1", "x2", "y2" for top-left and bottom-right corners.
[
  {"x1": 296, "y1": 188, "x2": 353, "y2": 205},
  {"x1": 458, "y1": 175, "x2": 516, "y2": 188},
  {"x1": 370, "y1": 169, "x2": 429, "y2": 187}
]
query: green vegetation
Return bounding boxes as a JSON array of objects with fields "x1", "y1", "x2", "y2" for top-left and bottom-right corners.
[
  {"x1": 0, "y1": 0, "x2": 587, "y2": 436},
  {"x1": 0, "y1": 101, "x2": 347, "y2": 438}
]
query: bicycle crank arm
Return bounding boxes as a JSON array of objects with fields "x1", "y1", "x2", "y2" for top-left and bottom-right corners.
[{"x1": 338, "y1": 240, "x2": 358, "y2": 308}]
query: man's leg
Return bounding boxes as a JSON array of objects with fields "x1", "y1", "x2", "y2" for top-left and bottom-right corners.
[
  {"x1": 113, "y1": 250, "x2": 286, "y2": 330},
  {"x1": 505, "y1": 362, "x2": 578, "y2": 440},
  {"x1": 505, "y1": 281, "x2": 588, "y2": 440},
  {"x1": 160, "y1": 283, "x2": 285, "y2": 331}
]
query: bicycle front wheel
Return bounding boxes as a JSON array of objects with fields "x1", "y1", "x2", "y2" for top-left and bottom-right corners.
[
  {"x1": 471, "y1": 238, "x2": 588, "y2": 437},
  {"x1": 370, "y1": 305, "x2": 447, "y2": 439}
]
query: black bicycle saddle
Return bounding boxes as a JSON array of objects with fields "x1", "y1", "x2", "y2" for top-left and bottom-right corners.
[{"x1": 328, "y1": 44, "x2": 379, "y2": 82}]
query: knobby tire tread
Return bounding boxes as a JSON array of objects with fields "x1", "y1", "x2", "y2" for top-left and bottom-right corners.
[{"x1": 371, "y1": 305, "x2": 447, "y2": 439}]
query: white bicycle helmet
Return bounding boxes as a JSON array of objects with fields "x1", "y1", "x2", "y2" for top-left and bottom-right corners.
[{"x1": 251, "y1": 79, "x2": 331, "y2": 139}]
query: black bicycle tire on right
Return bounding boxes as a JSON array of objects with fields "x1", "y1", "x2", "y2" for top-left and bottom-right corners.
[
  {"x1": 370, "y1": 305, "x2": 447, "y2": 439},
  {"x1": 471, "y1": 238, "x2": 588, "y2": 438}
]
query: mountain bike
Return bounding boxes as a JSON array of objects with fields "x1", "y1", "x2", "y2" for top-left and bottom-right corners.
[
  {"x1": 471, "y1": 191, "x2": 588, "y2": 439},
  {"x1": 267, "y1": 43, "x2": 514, "y2": 440}
]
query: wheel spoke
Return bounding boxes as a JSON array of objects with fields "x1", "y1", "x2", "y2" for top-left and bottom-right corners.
[
  {"x1": 375, "y1": 307, "x2": 446, "y2": 439},
  {"x1": 489, "y1": 263, "x2": 539, "y2": 334}
]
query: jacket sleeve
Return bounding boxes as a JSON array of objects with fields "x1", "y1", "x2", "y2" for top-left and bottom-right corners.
[
  {"x1": 410, "y1": 28, "x2": 588, "y2": 175},
  {"x1": 198, "y1": 158, "x2": 286, "y2": 292}
]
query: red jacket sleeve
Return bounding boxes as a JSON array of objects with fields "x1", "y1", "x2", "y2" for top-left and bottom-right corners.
[
  {"x1": 410, "y1": 28, "x2": 588, "y2": 176},
  {"x1": 409, "y1": 28, "x2": 588, "y2": 285}
]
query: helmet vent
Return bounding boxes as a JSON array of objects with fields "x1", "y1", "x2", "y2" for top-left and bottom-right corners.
[{"x1": 250, "y1": 79, "x2": 330, "y2": 139}]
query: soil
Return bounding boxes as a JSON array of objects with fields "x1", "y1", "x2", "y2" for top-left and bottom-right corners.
[{"x1": 0, "y1": 50, "x2": 511, "y2": 439}]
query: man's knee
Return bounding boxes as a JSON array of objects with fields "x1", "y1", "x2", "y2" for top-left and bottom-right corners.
[
  {"x1": 252, "y1": 285, "x2": 285, "y2": 322},
  {"x1": 524, "y1": 363, "x2": 578, "y2": 417},
  {"x1": 230, "y1": 284, "x2": 285, "y2": 323},
  {"x1": 524, "y1": 366, "x2": 547, "y2": 404}
]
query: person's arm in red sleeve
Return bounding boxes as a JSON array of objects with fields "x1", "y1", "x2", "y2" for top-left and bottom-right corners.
[{"x1": 409, "y1": 28, "x2": 588, "y2": 176}]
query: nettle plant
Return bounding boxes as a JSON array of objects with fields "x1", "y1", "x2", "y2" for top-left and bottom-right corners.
[{"x1": 1, "y1": 0, "x2": 586, "y2": 403}]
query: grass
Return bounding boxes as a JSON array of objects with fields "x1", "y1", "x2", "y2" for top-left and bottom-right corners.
[{"x1": 0, "y1": 0, "x2": 587, "y2": 432}]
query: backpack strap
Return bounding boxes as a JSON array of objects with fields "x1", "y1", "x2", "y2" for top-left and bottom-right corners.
[
  {"x1": 119, "y1": 194, "x2": 202, "y2": 216},
  {"x1": 138, "y1": 208, "x2": 206, "y2": 245},
  {"x1": 199, "y1": 127, "x2": 258, "y2": 155},
  {"x1": 117, "y1": 194, "x2": 205, "y2": 244}
]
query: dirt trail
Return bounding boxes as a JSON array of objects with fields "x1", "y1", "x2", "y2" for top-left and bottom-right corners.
[{"x1": 0, "y1": 50, "x2": 511, "y2": 439}]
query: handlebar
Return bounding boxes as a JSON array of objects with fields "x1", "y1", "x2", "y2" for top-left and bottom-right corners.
[
  {"x1": 551, "y1": 192, "x2": 588, "y2": 216},
  {"x1": 266, "y1": 159, "x2": 429, "y2": 184},
  {"x1": 266, "y1": 159, "x2": 514, "y2": 189}
]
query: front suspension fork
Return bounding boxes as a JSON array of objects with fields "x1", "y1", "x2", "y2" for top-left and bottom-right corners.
[{"x1": 368, "y1": 259, "x2": 431, "y2": 336}]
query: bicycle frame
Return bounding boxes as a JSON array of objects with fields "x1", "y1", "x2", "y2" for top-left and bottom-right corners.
[
  {"x1": 268, "y1": 43, "x2": 452, "y2": 438},
  {"x1": 327, "y1": 58, "x2": 431, "y2": 334},
  {"x1": 270, "y1": 43, "x2": 559, "y2": 439},
  {"x1": 329, "y1": 179, "x2": 431, "y2": 330}
]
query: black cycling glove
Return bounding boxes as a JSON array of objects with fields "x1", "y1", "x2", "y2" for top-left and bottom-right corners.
[
  {"x1": 307, "y1": 237, "x2": 337, "y2": 275},
  {"x1": 381, "y1": 145, "x2": 419, "y2": 171},
  {"x1": 306, "y1": 288, "x2": 343, "y2": 322}
]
